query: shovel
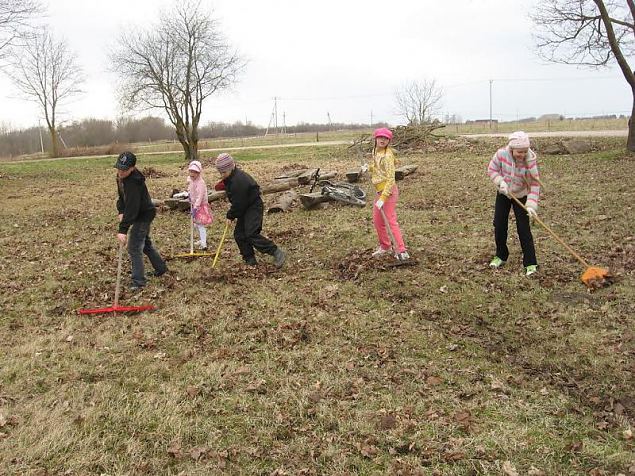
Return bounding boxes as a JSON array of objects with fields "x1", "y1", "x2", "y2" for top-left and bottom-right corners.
[
  {"x1": 78, "y1": 244, "x2": 156, "y2": 315},
  {"x1": 508, "y1": 192, "x2": 611, "y2": 288}
]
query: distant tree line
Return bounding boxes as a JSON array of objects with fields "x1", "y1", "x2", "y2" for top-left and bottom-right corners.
[{"x1": 0, "y1": 117, "x2": 376, "y2": 157}]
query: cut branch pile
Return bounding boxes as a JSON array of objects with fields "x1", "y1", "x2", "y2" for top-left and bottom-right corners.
[{"x1": 349, "y1": 122, "x2": 446, "y2": 154}]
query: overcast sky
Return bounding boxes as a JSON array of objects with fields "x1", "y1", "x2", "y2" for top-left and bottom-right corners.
[{"x1": 0, "y1": 0, "x2": 629, "y2": 130}]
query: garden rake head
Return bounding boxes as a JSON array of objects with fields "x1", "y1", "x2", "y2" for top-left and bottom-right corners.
[
  {"x1": 507, "y1": 193, "x2": 613, "y2": 289},
  {"x1": 170, "y1": 205, "x2": 214, "y2": 259},
  {"x1": 78, "y1": 244, "x2": 156, "y2": 316},
  {"x1": 580, "y1": 266, "x2": 613, "y2": 289}
]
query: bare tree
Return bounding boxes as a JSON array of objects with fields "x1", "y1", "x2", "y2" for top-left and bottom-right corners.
[
  {"x1": 110, "y1": 0, "x2": 244, "y2": 161},
  {"x1": 0, "y1": 0, "x2": 41, "y2": 59},
  {"x1": 532, "y1": 0, "x2": 635, "y2": 150},
  {"x1": 395, "y1": 79, "x2": 444, "y2": 126},
  {"x1": 6, "y1": 28, "x2": 84, "y2": 156}
]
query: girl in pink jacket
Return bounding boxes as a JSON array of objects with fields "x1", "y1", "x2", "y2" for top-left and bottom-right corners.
[
  {"x1": 187, "y1": 160, "x2": 213, "y2": 249},
  {"x1": 487, "y1": 131, "x2": 541, "y2": 276}
]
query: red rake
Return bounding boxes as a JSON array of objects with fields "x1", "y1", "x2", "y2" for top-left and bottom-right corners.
[{"x1": 78, "y1": 244, "x2": 156, "y2": 315}]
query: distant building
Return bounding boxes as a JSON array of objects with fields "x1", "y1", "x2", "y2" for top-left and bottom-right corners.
[
  {"x1": 465, "y1": 119, "x2": 498, "y2": 125},
  {"x1": 538, "y1": 114, "x2": 564, "y2": 121}
]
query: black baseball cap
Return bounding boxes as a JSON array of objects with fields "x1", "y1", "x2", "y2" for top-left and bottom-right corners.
[{"x1": 114, "y1": 152, "x2": 137, "y2": 170}]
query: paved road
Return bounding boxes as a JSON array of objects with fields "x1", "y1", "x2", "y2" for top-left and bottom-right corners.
[{"x1": 462, "y1": 129, "x2": 627, "y2": 138}]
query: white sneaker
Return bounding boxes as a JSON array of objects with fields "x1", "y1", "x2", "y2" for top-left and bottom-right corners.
[
  {"x1": 396, "y1": 251, "x2": 410, "y2": 261},
  {"x1": 194, "y1": 240, "x2": 207, "y2": 250},
  {"x1": 372, "y1": 247, "x2": 391, "y2": 257}
]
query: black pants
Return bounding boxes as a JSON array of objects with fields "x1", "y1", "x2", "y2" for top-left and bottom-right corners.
[
  {"x1": 234, "y1": 202, "x2": 277, "y2": 260},
  {"x1": 493, "y1": 193, "x2": 537, "y2": 267}
]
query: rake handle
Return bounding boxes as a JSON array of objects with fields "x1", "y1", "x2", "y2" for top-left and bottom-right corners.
[
  {"x1": 190, "y1": 203, "x2": 194, "y2": 254},
  {"x1": 508, "y1": 193, "x2": 590, "y2": 269},
  {"x1": 114, "y1": 243, "x2": 124, "y2": 308},
  {"x1": 212, "y1": 220, "x2": 230, "y2": 269},
  {"x1": 379, "y1": 206, "x2": 398, "y2": 252}
]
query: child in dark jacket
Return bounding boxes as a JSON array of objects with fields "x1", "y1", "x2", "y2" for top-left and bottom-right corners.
[
  {"x1": 115, "y1": 152, "x2": 167, "y2": 290},
  {"x1": 214, "y1": 153, "x2": 285, "y2": 268}
]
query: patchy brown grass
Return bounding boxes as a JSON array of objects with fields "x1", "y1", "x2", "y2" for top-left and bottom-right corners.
[{"x1": 0, "y1": 144, "x2": 633, "y2": 474}]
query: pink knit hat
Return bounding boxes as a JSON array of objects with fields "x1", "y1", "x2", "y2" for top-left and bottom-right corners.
[
  {"x1": 215, "y1": 153, "x2": 235, "y2": 173},
  {"x1": 508, "y1": 131, "x2": 530, "y2": 149},
  {"x1": 188, "y1": 160, "x2": 202, "y2": 173},
  {"x1": 373, "y1": 127, "x2": 393, "y2": 140}
]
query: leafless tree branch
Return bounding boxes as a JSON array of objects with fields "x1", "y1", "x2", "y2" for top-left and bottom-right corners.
[
  {"x1": 532, "y1": 0, "x2": 635, "y2": 151},
  {"x1": 110, "y1": 0, "x2": 244, "y2": 161},
  {"x1": 0, "y1": 0, "x2": 41, "y2": 60},
  {"x1": 395, "y1": 79, "x2": 444, "y2": 126},
  {"x1": 4, "y1": 27, "x2": 84, "y2": 156}
]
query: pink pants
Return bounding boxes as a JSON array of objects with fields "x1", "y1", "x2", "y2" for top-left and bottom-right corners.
[{"x1": 373, "y1": 186, "x2": 406, "y2": 253}]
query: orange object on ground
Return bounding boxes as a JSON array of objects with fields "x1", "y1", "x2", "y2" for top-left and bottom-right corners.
[{"x1": 508, "y1": 193, "x2": 612, "y2": 288}]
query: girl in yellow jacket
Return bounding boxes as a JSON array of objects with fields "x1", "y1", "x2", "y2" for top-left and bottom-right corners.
[{"x1": 368, "y1": 128, "x2": 409, "y2": 260}]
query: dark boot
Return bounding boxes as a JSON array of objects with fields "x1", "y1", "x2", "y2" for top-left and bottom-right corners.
[
  {"x1": 244, "y1": 255, "x2": 258, "y2": 266},
  {"x1": 273, "y1": 248, "x2": 285, "y2": 268}
]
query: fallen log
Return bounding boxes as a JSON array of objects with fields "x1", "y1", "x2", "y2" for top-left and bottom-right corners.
[
  {"x1": 261, "y1": 182, "x2": 294, "y2": 194},
  {"x1": 165, "y1": 182, "x2": 292, "y2": 210},
  {"x1": 299, "y1": 192, "x2": 333, "y2": 210},
  {"x1": 395, "y1": 164, "x2": 418, "y2": 181},
  {"x1": 274, "y1": 169, "x2": 309, "y2": 179},
  {"x1": 267, "y1": 190, "x2": 298, "y2": 214},
  {"x1": 299, "y1": 170, "x2": 337, "y2": 186}
]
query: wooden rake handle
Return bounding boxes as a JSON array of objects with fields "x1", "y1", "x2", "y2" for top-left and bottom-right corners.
[
  {"x1": 508, "y1": 192, "x2": 590, "y2": 269},
  {"x1": 379, "y1": 207, "x2": 398, "y2": 252},
  {"x1": 212, "y1": 220, "x2": 230, "y2": 269},
  {"x1": 114, "y1": 243, "x2": 124, "y2": 308}
]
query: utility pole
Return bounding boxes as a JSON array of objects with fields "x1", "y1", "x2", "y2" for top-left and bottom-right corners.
[
  {"x1": 264, "y1": 98, "x2": 277, "y2": 136},
  {"x1": 38, "y1": 120, "x2": 44, "y2": 153},
  {"x1": 274, "y1": 96, "x2": 278, "y2": 135},
  {"x1": 327, "y1": 112, "x2": 332, "y2": 130},
  {"x1": 489, "y1": 79, "x2": 493, "y2": 130},
  {"x1": 282, "y1": 111, "x2": 286, "y2": 135},
  {"x1": 370, "y1": 110, "x2": 373, "y2": 127}
]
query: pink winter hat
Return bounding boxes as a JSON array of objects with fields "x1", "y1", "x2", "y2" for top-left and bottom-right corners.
[
  {"x1": 508, "y1": 131, "x2": 530, "y2": 149},
  {"x1": 373, "y1": 127, "x2": 393, "y2": 140},
  {"x1": 188, "y1": 160, "x2": 202, "y2": 173},
  {"x1": 215, "y1": 153, "x2": 235, "y2": 173}
]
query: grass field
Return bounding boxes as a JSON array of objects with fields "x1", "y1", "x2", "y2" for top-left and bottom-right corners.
[{"x1": 0, "y1": 141, "x2": 633, "y2": 474}]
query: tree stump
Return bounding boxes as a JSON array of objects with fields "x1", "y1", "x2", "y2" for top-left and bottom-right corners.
[
  {"x1": 299, "y1": 192, "x2": 334, "y2": 210},
  {"x1": 267, "y1": 190, "x2": 298, "y2": 214},
  {"x1": 346, "y1": 168, "x2": 363, "y2": 183},
  {"x1": 395, "y1": 164, "x2": 418, "y2": 181}
]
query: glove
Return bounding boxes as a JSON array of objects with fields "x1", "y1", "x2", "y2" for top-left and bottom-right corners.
[
  {"x1": 498, "y1": 181, "x2": 509, "y2": 196},
  {"x1": 375, "y1": 199, "x2": 384, "y2": 210},
  {"x1": 527, "y1": 206, "x2": 538, "y2": 221},
  {"x1": 360, "y1": 163, "x2": 368, "y2": 173}
]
